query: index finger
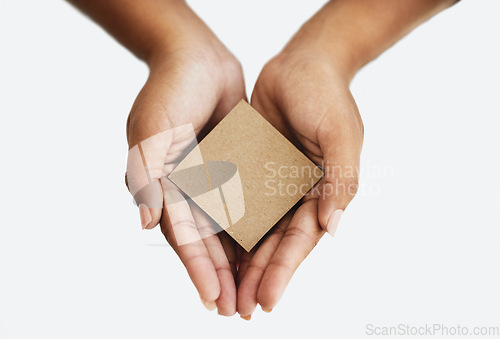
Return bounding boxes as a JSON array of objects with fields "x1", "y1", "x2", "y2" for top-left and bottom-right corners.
[
  {"x1": 161, "y1": 179, "x2": 221, "y2": 303},
  {"x1": 256, "y1": 199, "x2": 324, "y2": 311}
]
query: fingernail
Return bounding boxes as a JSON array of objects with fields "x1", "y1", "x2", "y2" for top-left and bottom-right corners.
[
  {"x1": 200, "y1": 298, "x2": 217, "y2": 311},
  {"x1": 139, "y1": 203, "x2": 152, "y2": 230},
  {"x1": 262, "y1": 307, "x2": 273, "y2": 313},
  {"x1": 240, "y1": 315, "x2": 252, "y2": 321},
  {"x1": 327, "y1": 209, "x2": 343, "y2": 237}
]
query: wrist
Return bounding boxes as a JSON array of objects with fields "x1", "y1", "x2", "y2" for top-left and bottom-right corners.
[
  {"x1": 281, "y1": 0, "x2": 458, "y2": 83},
  {"x1": 280, "y1": 4, "x2": 368, "y2": 83},
  {"x1": 140, "y1": 1, "x2": 221, "y2": 69}
]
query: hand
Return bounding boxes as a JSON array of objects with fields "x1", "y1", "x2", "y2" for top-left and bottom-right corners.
[
  {"x1": 235, "y1": 0, "x2": 460, "y2": 320},
  {"x1": 237, "y1": 21, "x2": 364, "y2": 317},
  {"x1": 125, "y1": 3, "x2": 245, "y2": 316},
  {"x1": 70, "y1": 0, "x2": 456, "y2": 319}
]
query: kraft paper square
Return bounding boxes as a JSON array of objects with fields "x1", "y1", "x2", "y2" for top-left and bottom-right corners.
[{"x1": 168, "y1": 100, "x2": 323, "y2": 251}]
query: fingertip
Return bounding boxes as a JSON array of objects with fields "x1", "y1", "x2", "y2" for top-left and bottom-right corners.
[
  {"x1": 200, "y1": 298, "x2": 217, "y2": 311},
  {"x1": 256, "y1": 265, "x2": 288, "y2": 312},
  {"x1": 236, "y1": 270, "x2": 260, "y2": 316},
  {"x1": 139, "y1": 204, "x2": 152, "y2": 230},
  {"x1": 198, "y1": 285, "x2": 221, "y2": 305},
  {"x1": 217, "y1": 308, "x2": 236, "y2": 317},
  {"x1": 190, "y1": 265, "x2": 221, "y2": 304},
  {"x1": 237, "y1": 298, "x2": 257, "y2": 318},
  {"x1": 219, "y1": 289, "x2": 238, "y2": 316},
  {"x1": 317, "y1": 193, "x2": 336, "y2": 231},
  {"x1": 143, "y1": 207, "x2": 162, "y2": 230},
  {"x1": 317, "y1": 189, "x2": 344, "y2": 236},
  {"x1": 326, "y1": 209, "x2": 343, "y2": 237},
  {"x1": 256, "y1": 285, "x2": 279, "y2": 313}
]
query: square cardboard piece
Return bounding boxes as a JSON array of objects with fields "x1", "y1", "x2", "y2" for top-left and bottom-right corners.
[{"x1": 168, "y1": 100, "x2": 323, "y2": 251}]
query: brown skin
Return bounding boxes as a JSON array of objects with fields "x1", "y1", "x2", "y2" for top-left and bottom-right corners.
[
  {"x1": 237, "y1": 0, "x2": 458, "y2": 317},
  {"x1": 70, "y1": 0, "x2": 245, "y2": 316},
  {"x1": 68, "y1": 0, "x2": 457, "y2": 318}
]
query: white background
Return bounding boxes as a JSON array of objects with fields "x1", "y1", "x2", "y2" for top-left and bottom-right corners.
[{"x1": 1, "y1": 0, "x2": 499, "y2": 338}]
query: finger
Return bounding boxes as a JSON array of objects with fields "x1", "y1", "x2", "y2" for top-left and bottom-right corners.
[
  {"x1": 161, "y1": 180, "x2": 220, "y2": 304},
  {"x1": 126, "y1": 144, "x2": 162, "y2": 229},
  {"x1": 190, "y1": 203, "x2": 237, "y2": 316},
  {"x1": 132, "y1": 180, "x2": 163, "y2": 229},
  {"x1": 315, "y1": 105, "x2": 363, "y2": 236},
  {"x1": 237, "y1": 213, "x2": 292, "y2": 317},
  {"x1": 126, "y1": 129, "x2": 174, "y2": 229},
  {"x1": 218, "y1": 231, "x2": 238, "y2": 279},
  {"x1": 257, "y1": 199, "x2": 323, "y2": 311},
  {"x1": 236, "y1": 248, "x2": 255, "y2": 287},
  {"x1": 236, "y1": 213, "x2": 294, "y2": 285}
]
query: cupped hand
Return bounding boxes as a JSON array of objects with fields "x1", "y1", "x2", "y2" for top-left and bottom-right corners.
[
  {"x1": 125, "y1": 3, "x2": 245, "y2": 316},
  {"x1": 237, "y1": 42, "x2": 364, "y2": 317}
]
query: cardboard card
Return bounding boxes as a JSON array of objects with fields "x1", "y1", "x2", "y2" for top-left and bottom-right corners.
[{"x1": 168, "y1": 100, "x2": 323, "y2": 251}]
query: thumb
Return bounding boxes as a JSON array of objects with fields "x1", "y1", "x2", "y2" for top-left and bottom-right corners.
[
  {"x1": 315, "y1": 116, "x2": 363, "y2": 237},
  {"x1": 126, "y1": 129, "x2": 173, "y2": 230}
]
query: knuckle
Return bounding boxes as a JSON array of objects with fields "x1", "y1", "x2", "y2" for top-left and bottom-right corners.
[
  {"x1": 283, "y1": 227, "x2": 319, "y2": 249},
  {"x1": 196, "y1": 221, "x2": 217, "y2": 239},
  {"x1": 322, "y1": 176, "x2": 359, "y2": 200},
  {"x1": 173, "y1": 219, "x2": 198, "y2": 232}
]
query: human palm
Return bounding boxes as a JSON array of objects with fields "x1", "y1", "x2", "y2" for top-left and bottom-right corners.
[
  {"x1": 125, "y1": 11, "x2": 246, "y2": 316},
  {"x1": 237, "y1": 50, "x2": 364, "y2": 317}
]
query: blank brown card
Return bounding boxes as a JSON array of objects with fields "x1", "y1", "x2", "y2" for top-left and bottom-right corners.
[{"x1": 168, "y1": 100, "x2": 323, "y2": 251}]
